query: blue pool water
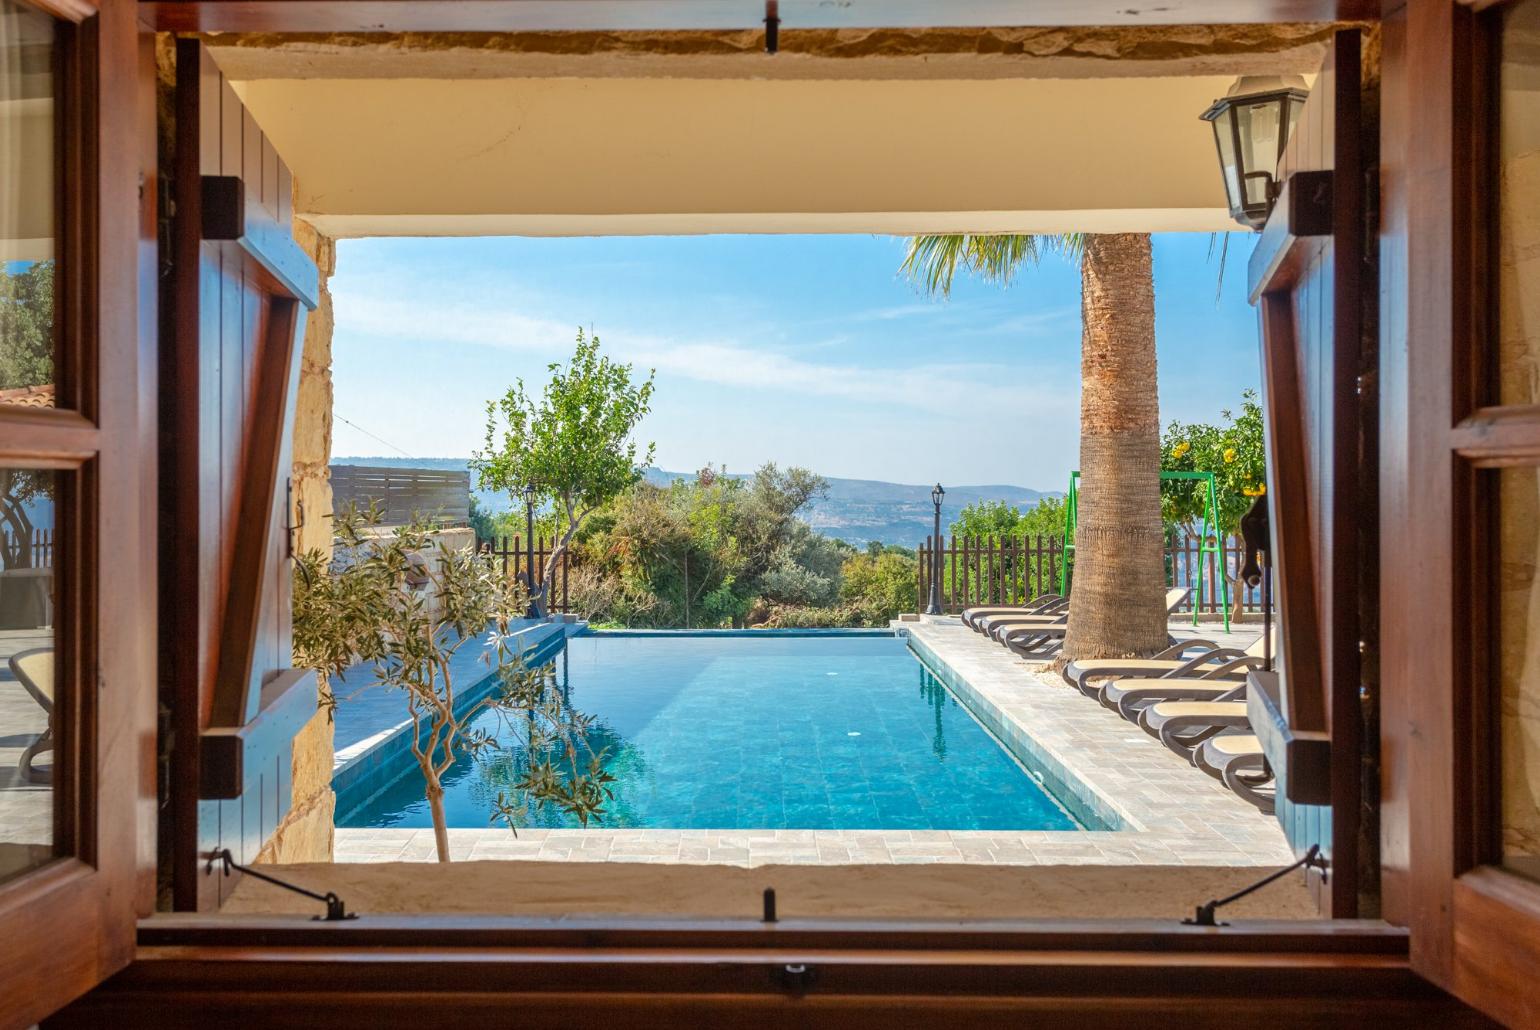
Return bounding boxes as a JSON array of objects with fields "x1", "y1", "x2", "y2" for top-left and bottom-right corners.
[{"x1": 336, "y1": 632, "x2": 1081, "y2": 832}]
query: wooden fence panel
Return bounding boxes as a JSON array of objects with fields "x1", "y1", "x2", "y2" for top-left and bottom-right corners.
[{"x1": 330, "y1": 464, "x2": 471, "y2": 526}]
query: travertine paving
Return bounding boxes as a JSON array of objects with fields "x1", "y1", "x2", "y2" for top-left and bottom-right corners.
[
  {"x1": 335, "y1": 617, "x2": 1293, "y2": 868},
  {"x1": 0, "y1": 629, "x2": 53, "y2": 853}
]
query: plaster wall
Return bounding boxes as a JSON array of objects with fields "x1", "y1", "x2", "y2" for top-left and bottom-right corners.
[{"x1": 234, "y1": 73, "x2": 1251, "y2": 238}]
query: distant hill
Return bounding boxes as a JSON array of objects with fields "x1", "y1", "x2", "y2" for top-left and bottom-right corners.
[{"x1": 332, "y1": 457, "x2": 1057, "y2": 548}]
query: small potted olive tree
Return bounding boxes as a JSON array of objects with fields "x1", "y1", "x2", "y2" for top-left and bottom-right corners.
[{"x1": 293, "y1": 506, "x2": 613, "y2": 862}]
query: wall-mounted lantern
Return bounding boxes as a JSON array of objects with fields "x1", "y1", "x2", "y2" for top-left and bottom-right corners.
[{"x1": 1200, "y1": 75, "x2": 1310, "y2": 229}]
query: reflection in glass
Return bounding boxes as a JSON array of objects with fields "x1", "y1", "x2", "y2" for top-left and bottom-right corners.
[
  {"x1": 0, "y1": 0, "x2": 56, "y2": 409},
  {"x1": 0, "y1": 466, "x2": 54, "y2": 883},
  {"x1": 1498, "y1": 0, "x2": 1540, "y2": 405}
]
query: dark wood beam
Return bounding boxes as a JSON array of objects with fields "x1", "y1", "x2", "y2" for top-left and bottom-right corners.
[{"x1": 139, "y1": 0, "x2": 1381, "y2": 34}]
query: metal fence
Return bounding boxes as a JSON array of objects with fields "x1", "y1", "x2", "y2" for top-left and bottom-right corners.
[
  {"x1": 477, "y1": 534, "x2": 571, "y2": 614},
  {"x1": 916, "y1": 532, "x2": 1272, "y2": 617},
  {"x1": 1, "y1": 527, "x2": 53, "y2": 569}
]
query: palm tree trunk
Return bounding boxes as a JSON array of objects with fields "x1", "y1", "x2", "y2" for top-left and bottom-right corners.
[{"x1": 1061, "y1": 234, "x2": 1169, "y2": 660}]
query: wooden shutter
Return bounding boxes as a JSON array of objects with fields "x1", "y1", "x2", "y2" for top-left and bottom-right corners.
[
  {"x1": 1245, "y1": 28, "x2": 1371, "y2": 918},
  {"x1": 163, "y1": 39, "x2": 319, "y2": 911}
]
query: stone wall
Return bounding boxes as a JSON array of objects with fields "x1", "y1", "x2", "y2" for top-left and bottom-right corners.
[{"x1": 256, "y1": 210, "x2": 338, "y2": 864}]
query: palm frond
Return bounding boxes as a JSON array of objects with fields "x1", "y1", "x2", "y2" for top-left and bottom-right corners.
[
  {"x1": 899, "y1": 233, "x2": 1082, "y2": 297},
  {"x1": 1206, "y1": 231, "x2": 1234, "y2": 304}
]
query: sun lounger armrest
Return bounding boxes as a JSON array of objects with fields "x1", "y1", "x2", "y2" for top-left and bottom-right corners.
[
  {"x1": 1153, "y1": 639, "x2": 1221, "y2": 660},
  {"x1": 1114, "y1": 682, "x2": 1246, "y2": 721},
  {"x1": 1169, "y1": 647, "x2": 1248, "y2": 676},
  {"x1": 1198, "y1": 655, "x2": 1264, "y2": 679}
]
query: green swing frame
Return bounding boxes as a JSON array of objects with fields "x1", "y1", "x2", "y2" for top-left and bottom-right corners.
[{"x1": 1058, "y1": 469, "x2": 1232, "y2": 632}]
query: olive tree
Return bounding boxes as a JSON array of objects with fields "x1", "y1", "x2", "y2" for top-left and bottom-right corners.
[
  {"x1": 472, "y1": 329, "x2": 655, "y2": 617},
  {"x1": 292, "y1": 506, "x2": 613, "y2": 862}
]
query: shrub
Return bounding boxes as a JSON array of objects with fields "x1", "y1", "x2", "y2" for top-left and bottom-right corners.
[
  {"x1": 758, "y1": 554, "x2": 836, "y2": 608},
  {"x1": 564, "y1": 563, "x2": 623, "y2": 623},
  {"x1": 756, "y1": 604, "x2": 864, "y2": 629},
  {"x1": 839, "y1": 549, "x2": 919, "y2": 624}
]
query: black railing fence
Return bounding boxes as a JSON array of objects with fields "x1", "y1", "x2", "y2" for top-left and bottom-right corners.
[{"x1": 917, "y1": 532, "x2": 1273, "y2": 616}]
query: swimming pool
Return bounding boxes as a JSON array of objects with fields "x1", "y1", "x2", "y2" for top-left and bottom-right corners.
[{"x1": 335, "y1": 631, "x2": 1084, "y2": 833}]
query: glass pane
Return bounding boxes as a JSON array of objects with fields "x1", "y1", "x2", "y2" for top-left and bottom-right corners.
[
  {"x1": 0, "y1": 0, "x2": 56, "y2": 410},
  {"x1": 0, "y1": 466, "x2": 54, "y2": 883},
  {"x1": 1212, "y1": 115, "x2": 1242, "y2": 212},
  {"x1": 1235, "y1": 98, "x2": 1282, "y2": 208},
  {"x1": 1497, "y1": 0, "x2": 1540, "y2": 406}
]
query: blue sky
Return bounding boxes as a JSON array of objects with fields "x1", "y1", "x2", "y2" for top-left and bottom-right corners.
[{"x1": 330, "y1": 232, "x2": 1259, "y2": 490}]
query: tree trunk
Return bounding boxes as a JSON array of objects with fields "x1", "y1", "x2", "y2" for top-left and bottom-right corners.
[
  {"x1": 425, "y1": 773, "x2": 451, "y2": 862},
  {"x1": 538, "y1": 526, "x2": 578, "y2": 619},
  {"x1": 1061, "y1": 234, "x2": 1169, "y2": 661}
]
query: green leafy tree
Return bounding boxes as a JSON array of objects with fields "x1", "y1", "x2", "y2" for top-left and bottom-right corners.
[
  {"x1": 948, "y1": 499, "x2": 1024, "y2": 541},
  {"x1": 472, "y1": 329, "x2": 655, "y2": 617},
  {"x1": 735, "y1": 464, "x2": 829, "y2": 584},
  {"x1": 0, "y1": 263, "x2": 55, "y2": 597},
  {"x1": 1159, "y1": 390, "x2": 1267, "y2": 619},
  {"x1": 946, "y1": 496, "x2": 1069, "y2": 600},
  {"x1": 902, "y1": 233, "x2": 1168, "y2": 660},
  {"x1": 292, "y1": 506, "x2": 613, "y2": 861},
  {"x1": 840, "y1": 547, "x2": 919, "y2": 623},
  {"x1": 577, "y1": 463, "x2": 829, "y2": 627},
  {"x1": 1160, "y1": 390, "x2": 1267, "y2": 536},
  {"x1": 949, "y1": 496, "x2": 1067, "y2": 543},
  {"x1": 0, "y1": 261, "x2": 54, "y2": 393}
]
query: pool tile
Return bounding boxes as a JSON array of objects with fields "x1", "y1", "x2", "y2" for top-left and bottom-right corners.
[{"x1": 331, "y1": 620, "x2": 1295, "y2": 871}]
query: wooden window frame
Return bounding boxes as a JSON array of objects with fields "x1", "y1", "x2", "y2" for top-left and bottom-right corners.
[
  {"x1": 0, "y1": 1, "x2": 156, "y2": 1027},
  {"x1": 1376, "y1": 0, "x2": 1540, "y2": 1024},
  {"x1": 60, "y1": 2, "x2": 1514, "y2": 1022}
]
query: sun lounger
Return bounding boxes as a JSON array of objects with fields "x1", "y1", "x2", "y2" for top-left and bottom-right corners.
[
  {"x1": 1139, "y1": 699, "x2": 1252, "y2": 755},
  {"x1": 987, "y1": 586, "x2": 1191, "y2": 645},
  {"x1": 8, "y1": 648, "x2": 54, "y2": 784},
  {"x1": 971, "y1": 598, "x2": 1071, "y2": 637},
  {"x1": 984, "y1": 610, "x2": 1071, "y2": 642},
  {"x1": 1062, "y1": 627, "x2": 1273, "y2": 697},
  {"x1": 1003, "y1": 621, "x2": 1069, "y2": 658},
  {"x1": 961, "y1": 594, "x2": 1066, "y2": 631},
  {"x1": 1101, "y1": 675, "x2": 1248, "y2": 721},
  {"x1": 1194, "y1": 734, "x2": 1275, "y2": 814}
]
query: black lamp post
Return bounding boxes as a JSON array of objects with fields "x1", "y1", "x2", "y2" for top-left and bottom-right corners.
[
  {"x1": 1200, "y1": 75, "x2": 1310, "y2": 230},
  {"x1": 521, "y1": 481, "x2": 540, "y2": 618},
  {"x1": 926, "y1": 483, "x2": 945, "y2": 616}
]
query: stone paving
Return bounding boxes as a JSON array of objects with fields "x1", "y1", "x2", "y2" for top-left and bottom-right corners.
[
  {"x1": 335, "y1": 616, "x2": 1293, "y2": 868},
  {"x1": 0, "y1": 628, "x2": 54, "y2": 876}
]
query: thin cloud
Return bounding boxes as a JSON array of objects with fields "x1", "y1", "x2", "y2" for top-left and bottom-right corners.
[
  {"x1": 979, "y1": 308, "x2": 1078, "y2": 336},
  {"x1": 331, "y1": 287, "x2": 1073, "y2": 420}
]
